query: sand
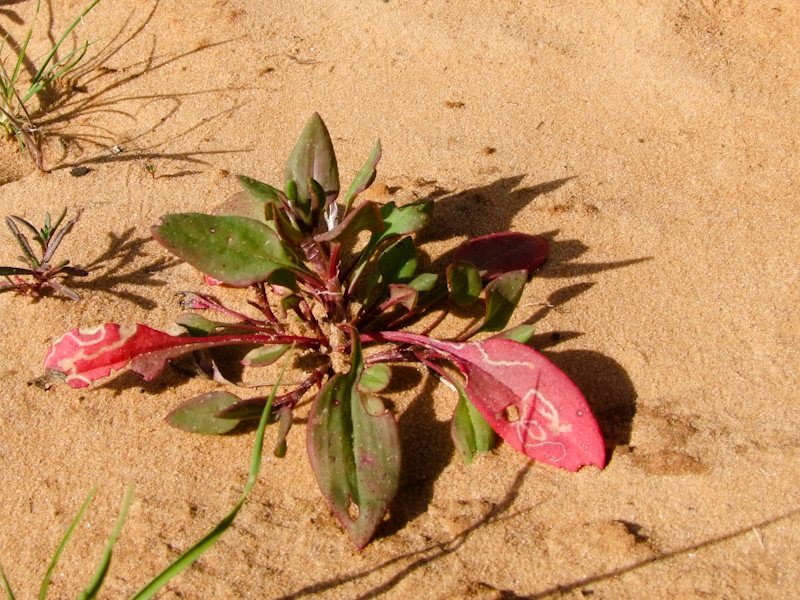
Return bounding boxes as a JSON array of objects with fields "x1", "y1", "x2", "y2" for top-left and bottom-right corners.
[{"x1": 1, "y1": 0, "x2": 798, "y2": 598}]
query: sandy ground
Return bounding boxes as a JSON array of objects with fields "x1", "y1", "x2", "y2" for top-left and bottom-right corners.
[{"x1": 1, "y1": 0, "x2": 799, "y2": 598}]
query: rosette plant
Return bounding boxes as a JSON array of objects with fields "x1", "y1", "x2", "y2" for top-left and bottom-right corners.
[{"x1": 43, "y1": 114, "x2": 605, "y2": 548}]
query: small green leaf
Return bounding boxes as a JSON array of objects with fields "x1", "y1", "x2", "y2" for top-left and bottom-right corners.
[
  {"x1": 451, "y1": 383, "x2": 495, "y2": 464},
  {"x1": 284, "y1": 113, "x2": 340, "y2": 203},
  {"x1": 242, "y1": 344, "x2": 290, "y2": 367},
  {"x1": 174, "y1": 314, "x2": 227, "y2": 336},
  {"x1": 342, "y1": 139, "x2": 382, "y2": 214},
  {"x1": 478, "y1": 270, "x2": 528, "y2": 333},
  {"x1": 378, "y1": 237, "x2": 417, "y2": 283},
  {"x1": 307, "y1": 335, "x2": 400, "y2": 548},
  {"x1": 165, "y1": 392, "x2": 243, "y2": 435},
  {"x1": 152, "y1": 214, "x2": 298, "y2": 287},
  {"x1": 447, "y1": 261, "x2": 482, "y2": 306},
  {"x1": 358, "y1": 363, "x2": 391, "y2": 393},
  {"x1": 493, "y1": 324, "x2": 537, "y2": 345},
  {"x1": 409, "y1": 272, "x2": 438, "y2": 292}
]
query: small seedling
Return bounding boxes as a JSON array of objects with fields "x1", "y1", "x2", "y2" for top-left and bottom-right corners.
[
  {"x1": 0, "y1": 208, "x2": 88, "y2": 300},
  {"x1": 43, "y1": 115, "x2": 606, "y2": 548},
  {"x1": 143, "y1": 162, "x2": 158, "y2": 179},
  {"x1": 0, "y1": 0, "x2": 103, "y2": 168},
  {"x1": 0, "y1": 364, "x2": 285, "y2": 600}
]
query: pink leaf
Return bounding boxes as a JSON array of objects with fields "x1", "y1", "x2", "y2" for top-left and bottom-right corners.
[
  {"x1": 44, "y1": 324, "x2": 305, "y2": 388},
  {"x1": 452, "y1": 232, "x2": 548, "y2": 279},
  {"x1": 374, "y1": 331, "x2": 605, "y2": 471}
]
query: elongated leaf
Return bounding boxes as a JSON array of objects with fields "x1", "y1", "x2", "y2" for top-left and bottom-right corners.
[
  {"x1": 285, "y1": 113, "x2": 339, "y2": 203},
  {"x1": 376, "y1": 332, "x2": 605, "y2": 471},
  {"x1": 0, "y1": 565, "x2": 14, "y2": 600},
  {"x1": 314, "y1": 201, "x2": 384, "y2": 243},
  {"x1": 342, "y1": 139, "x2": 382, "y2": 214},
  {"x1": 451, "y1": 383, "x2": 495, "y2": 464},
  {"x1": 39, "y1": 488, "x2": 98, "y2": 600},
  {"x1": 447, "y1": 261, "x2": 482, "y2": 306},
  {"x1": 478, "y1": 269, "x2": 528, "y2": 333},
  {"x1": 453, "y1": 232, "x2": 549, "y2": 279},
  {"x1": 307, "y1": 336, "x2": 400, "y2": 548},
  {"x1": 77, "y1": 485, "x2": 134, "y2": 600},
  {"x1": 0, "y1": 267, "x2": 32, "y2": 276},
  {"x1": 43, "y1": 324, "x2": 303, "y2": 388},
  {"x1": 152, "y1": 214, "x2": 297, "y2": 287},
  {"x1": 166, "y1": 392, "x2": 243, "y2": 435}
]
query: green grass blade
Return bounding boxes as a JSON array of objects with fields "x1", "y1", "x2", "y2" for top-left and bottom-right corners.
[
  {"x1": 38, "y1": 486, "x2": 97, "y2": 600},
  {"x1": 0, "y1": 565, "x2": 17, "y2": 600},
  {"x1": 76, "y1": 485, "x2": 134, "y2": 600},
  {"x1": 10, "y1": 1, "x2": 40, "y2": 91},
  {"x1": 30, "y1": 0, "x2": 102, "y2": 88},
  {"x1": 130, "y1": 350, "x2": 293, "y2": 600}
]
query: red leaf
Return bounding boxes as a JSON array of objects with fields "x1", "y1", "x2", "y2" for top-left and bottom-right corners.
[
  {"x1": 374, "y1": 331, "x2": 605, "y2": 471},
  {"x1": 43, "y1": 324, "x2": 303, "y2": 388},
  {"x1": 453, "y1": 232, "x2": 548, "y2": 279}
]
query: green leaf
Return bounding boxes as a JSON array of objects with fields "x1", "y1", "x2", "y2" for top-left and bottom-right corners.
[
  {"x1": 174, "y1": 313, "x2": 227, "y2": 336},
  {"x1": 307, "y1": 335, "x2": 401, "y2": 548},
  {"x1": 39, "y1": 488, "x2": 98, "y2": 600},
  {"x1": 451, "y1": 382, "x2": 495, "y2": 464},
  {"x1": 0, "y1": 267, "x2": 32, "y2": 276},
  {"x1": 408, "y1": 272, "x2": 438, "y2": 292},
  {"x1": 342, "y1": 139, "x2": 382, "y2": 214},
  {"x1": 493, "y1": 324, "x2": 537, "y2": 345},
  {"x1": 378, "y1": 237, "x2": 417, "y2": 283},
  {"x1": 0, "y1": 565, "x2": 15, "y2": 600},
  {"x1": 77, "y1": 485, "x2": 134, "y2": 600},
  {"x1": 165, "y1": 392, "x2": 243, "y2": 435},
  {"x1": 447, "y1": 261, "x2": 482, "y2": 306},
  {"x1": 315, "y1": 201, "x2": 384, "y2": 243},
  {"x1": 358, "y1": 363, "x2": 391, "y2": 393},
  {"x1": 478, "y1": 269, "x2": 528, "y2": 333},
  {"x1": 242, "y1": 344, "x2": 290, "y2": 367},
  {"x1": 284, "y1": 113, "x2": 340, "y2": 203},
  {"x1": 152, "y1": 213, "x2": 298, "y2": 287},
  {"x1": 238, "y1": 176, "x2": 281, "y2": 205}
]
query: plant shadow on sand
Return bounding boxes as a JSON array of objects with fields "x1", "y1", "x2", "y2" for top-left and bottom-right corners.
[
  {"x1": 275, "y1": 464, "x2": 536, "y2": 600},
  {"x1": 73, "y1": 228, "x2": 179, "y2": 309},
  {"x1": 7, "y1": 0, "x2": 253, "y2": 173},
  {"x1": 368, "y1": 175, "x2": 647, "y2": 540}
]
